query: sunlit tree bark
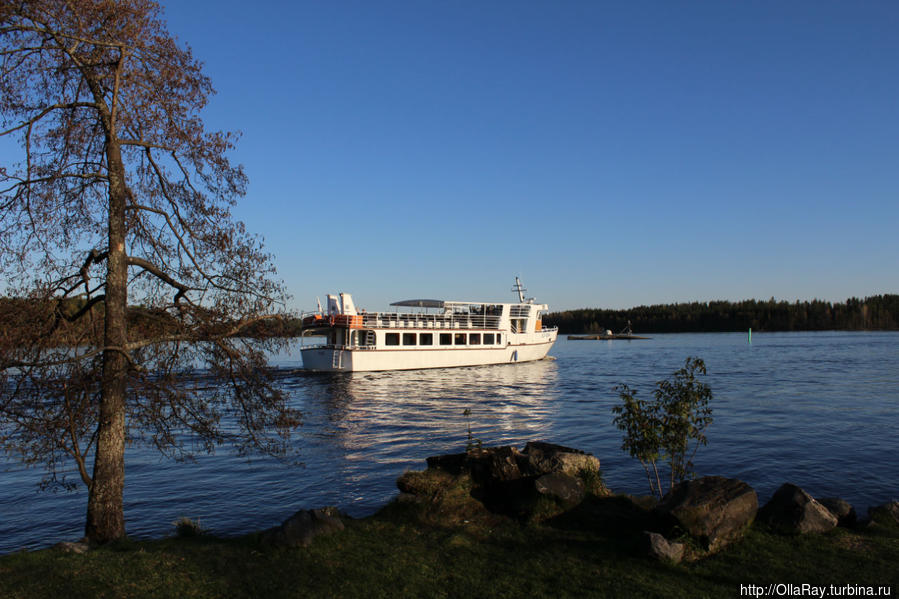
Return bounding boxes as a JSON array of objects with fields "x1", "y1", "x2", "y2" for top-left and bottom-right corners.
[{"x1": 1, "y1": 0, "x2": 300, "y2": 544}]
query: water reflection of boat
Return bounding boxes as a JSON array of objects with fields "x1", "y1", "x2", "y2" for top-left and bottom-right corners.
[
  {"x1": 302, "y1": 358, "x2": 561, "y2": 454},
  {"x1": 299, "y1": 278, "x2": 558, "y2": 372}
]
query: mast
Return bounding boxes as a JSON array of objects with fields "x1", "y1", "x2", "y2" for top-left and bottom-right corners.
[{"x1": 512, "y1": 277, "x2": 526, "y2": 303}]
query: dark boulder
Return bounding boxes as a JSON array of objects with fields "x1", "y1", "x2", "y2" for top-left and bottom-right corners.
[
  {"x1": 260, "y1": 507, "x2": 345, "y2": 548},
  {"x1": 485, "y1": 471, "x2": 586, "y2": 520},
  {"x1": 642, "y1": 531, "x2": 685, "y2": 564},
  {"x1": 54, "y1": 540, "x2": 90, "y2": 554},
  {"x1": 522, "y1": 441, "x2": 601, "y2": 477},
  {"x1": 759, "y1": 483, "x2": 838, "y2": 534},
  {"x1": 655, "y1": 476, "x2": 758, "y2": 551},
  {"x1": 425, "y1": 452, "x2": 468, "y2": 475},
  {"x1": 817, "y1": 497, "x2": 857, "y2": 528},
  {"x1": 868, "y1": 500, "x2": 899, "y2": 526},
  {"x1": 534, "y1": 472, "x2": 586, "y2": 507},
  {"x1": 397, "y1": 468, "x2": 455, "y2": 498},
  {"x1": 467, "y1": 445, "x2": 527, "y2": 485}
]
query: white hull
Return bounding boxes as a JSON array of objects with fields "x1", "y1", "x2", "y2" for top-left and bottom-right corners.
[{"x1": 302, "y1": 332, "x2": 557, "y2": 372}]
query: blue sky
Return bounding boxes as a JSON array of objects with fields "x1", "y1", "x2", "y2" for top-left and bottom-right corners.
[{"x1": 9, "y1": 1, "x2": 899, "y2": 312}]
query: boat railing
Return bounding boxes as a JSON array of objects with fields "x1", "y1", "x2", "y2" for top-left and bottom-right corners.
[
  {"x1": 300, "y1": 343, "x2": 378, "y2": 351},
  {"x1": 301, "y1": 310, "x2": 502, "y2": 330}
]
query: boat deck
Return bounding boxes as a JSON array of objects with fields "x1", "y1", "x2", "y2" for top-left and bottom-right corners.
[{"x1": 303, "y1": 311, "x2": 504, "y2": 331}]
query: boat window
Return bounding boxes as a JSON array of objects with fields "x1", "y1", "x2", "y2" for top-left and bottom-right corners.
[
  {"x1": 483, "y1": 333, "x2": 494, "y2": 344},
  {"x1": 403, "y1": 333, "x2": 416, "y2": 346},
  {"x1": 496, "y1": 334, "x2": 502, "y2": 345},
  {"x1": 385, "y1": 333, "x2": 400, "y2": 346},
  {"x1": 454, "y1": 333, "x2": 466, "y2": 345},
  {"x1": 439, "y1": 333, "x2": 452, "y2": 345},
  {"x1": 469, "y1": 333, "x2": 481, "y2": 345},
  {"x1": 420, "y1": 333, "x2": 433, "y2": 346}
]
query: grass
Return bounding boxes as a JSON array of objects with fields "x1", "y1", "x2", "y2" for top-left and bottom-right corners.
[{"x1": 2, "y1": 491, "x2": 897, "y2": 599}]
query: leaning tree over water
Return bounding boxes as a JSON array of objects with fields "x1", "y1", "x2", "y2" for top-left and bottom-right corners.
[{"x1": 1, "y1": 0, "x2": 300, "y2": 543}]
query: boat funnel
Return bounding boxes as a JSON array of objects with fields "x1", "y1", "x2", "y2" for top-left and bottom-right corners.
[
  {"x1": 339, "y1": 292, "x2": 357, "y2": 315},
  {"x1": 327, "y1": 294, "x2": 340, "y2": 316}
]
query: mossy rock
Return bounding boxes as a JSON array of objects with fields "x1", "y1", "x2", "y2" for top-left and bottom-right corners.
[
  {"x1": 577, "y1": 467, "x2": 612, "y2": 498},
  {"x1": 397, "y1": 468, "x2": 456, "y2": 499},
  {"x1": 868, "y1": 501, "x2": 899, "y2": 529}
]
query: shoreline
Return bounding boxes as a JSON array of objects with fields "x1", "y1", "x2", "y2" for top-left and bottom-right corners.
[{"x1": 2, "y1": 456, "x2": 897, "y2": 598}]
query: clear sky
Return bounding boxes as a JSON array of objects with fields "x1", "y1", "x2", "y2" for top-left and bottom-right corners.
[{"x1": 10, "y1": 1, "x2": 899, "y2": 312}]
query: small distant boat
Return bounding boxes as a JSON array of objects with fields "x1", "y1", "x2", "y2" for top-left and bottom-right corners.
[
  {"x1": 298, "y1": 277, "x2": 559, "y2": 372},
  {"x1": 567, "y1": 321, "x2": 650, "y2": 341}
]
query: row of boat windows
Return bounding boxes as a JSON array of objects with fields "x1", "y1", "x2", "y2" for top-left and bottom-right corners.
[{"x1": 383, "y1": 332, "x2": 502, "y2": 347}]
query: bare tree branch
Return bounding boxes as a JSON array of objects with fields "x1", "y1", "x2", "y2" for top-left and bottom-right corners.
[{"x1": 1, "y1": 0, "x2": 296, "y2": 544}]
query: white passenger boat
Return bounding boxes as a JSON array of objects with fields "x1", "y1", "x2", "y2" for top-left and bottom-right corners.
[{"x1": 299, "y1": 278, "x2": 558, "y2": 372}]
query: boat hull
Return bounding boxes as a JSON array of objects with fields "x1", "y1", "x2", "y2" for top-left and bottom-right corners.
[{"x1": 301, "y1": 332, "x2": 557, "y2": 372}]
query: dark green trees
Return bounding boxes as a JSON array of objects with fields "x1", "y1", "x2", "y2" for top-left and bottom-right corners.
[{"x1": 547, "y1": 295, "x2": 899, "y2": 334}]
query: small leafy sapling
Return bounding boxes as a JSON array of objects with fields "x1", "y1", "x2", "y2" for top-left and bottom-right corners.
[
  {"x1": 612, "y1": 357, "x2": 713, "y2": 499},
  {"x1": 462, "y1": 408, "x2": 482, "y2": 452}
]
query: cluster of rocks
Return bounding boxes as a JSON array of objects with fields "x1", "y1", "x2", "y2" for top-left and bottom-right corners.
[
  {"x1": 54, "y1": 507, "x2": 349, "y2": 552},
  {"x1": 641, "y1": 480, "x2": 896, "y2": 564},
  {"x1": 398, "y1": 441, "x2": 608, "y2": 521},
  {"x1": 393, "y1": 441, "x2": 899, "y2": 565},
  {"x1": 651, "y1": 475, "x2": 758, "y2": 555},
  {"x1": 50, "y1": 441, "x2": 899, "y2": 559}
]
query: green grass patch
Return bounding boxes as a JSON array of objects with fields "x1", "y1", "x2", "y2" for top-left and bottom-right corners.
[{"x1": 2, "y1": 498, "x2": 897, "y2": 598}]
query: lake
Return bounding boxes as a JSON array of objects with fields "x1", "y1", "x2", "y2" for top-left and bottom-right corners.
[{"x1": 2, "y1": 331, "x2": 898, "y2": 554}]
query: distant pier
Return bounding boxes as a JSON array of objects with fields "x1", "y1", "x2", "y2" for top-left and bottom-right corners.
[
  {"x1": 568, "y1": 321, "x2": 649, "y2": 340},
  {"x1": 567, "y1": 333, "x2": 650, "y2": 340}
]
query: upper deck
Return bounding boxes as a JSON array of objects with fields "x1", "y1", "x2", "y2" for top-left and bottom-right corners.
[{"x1": 301, "y1": 298, "x2": 548, "y2": 333}]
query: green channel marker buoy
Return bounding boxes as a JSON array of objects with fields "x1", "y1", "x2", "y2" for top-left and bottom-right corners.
[{"x1": 748, "y1": 328, "x2": 752, "y2": 344}]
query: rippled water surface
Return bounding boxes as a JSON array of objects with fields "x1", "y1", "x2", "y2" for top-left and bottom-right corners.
[{"x1": 2, "y1": 331, "x2": 898, "y2": 553}]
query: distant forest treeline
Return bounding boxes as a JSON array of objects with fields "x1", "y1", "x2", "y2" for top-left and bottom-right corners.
[
  {"x1": 0, "y1": 296, "x2": 296, "y2": 347},
  {"x1": 5, "y1": 295, "x2": 898, "y2": 343},
  {"x1": 543, "y1": 295, "x2": 899, "y2": 334}
]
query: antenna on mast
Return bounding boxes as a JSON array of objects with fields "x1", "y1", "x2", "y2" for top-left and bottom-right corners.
[{"x1": 512, "y1": 277, "x2": 526, "y2": 303}]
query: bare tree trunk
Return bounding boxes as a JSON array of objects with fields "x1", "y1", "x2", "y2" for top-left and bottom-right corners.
[{"x1": 85, "y1": 139, "x2": 129, "y2": 543}]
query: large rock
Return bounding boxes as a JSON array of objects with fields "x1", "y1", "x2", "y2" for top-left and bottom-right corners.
[
  {"x1": 642, "y1": 531, "x2": 685, "y2": 564},
  {"x1": 260, "y1": 507, "x2": 344, "y2": 548},
  {"x1": 655, "y1": 476, "x2": 758, "y2": 551},
  {"x1": 411, "y1": 441, "x2": 604, "y2": 521},
  {"x1": 54, "y1": 541, "x2": 90, "y2": 554},
  {"x1": 484, "y1": 471, "x2": 587, "y2": 520},
  {"x1": 759, "y1": 483, "x2": 838, "y2": 534},
  {"x1": 467, "y1": 445, "x2": 527, "y2": 484},
  {"x1": 425, "y1": 442, "x2": 600, "y2": 480},
  {"x1": 425, "y1": 452, "x2": 468, "y2": 475},
  {"x1": 868, "y1": 500, "x2": 899, "y2": 526},
  {"x1": 397, "y1": 468, "x2": 456, "y2": 498},
  {"x1": 817, "y1": 497, "x2": 857, "y2": 528},
  {"x1": 533, "y1": 472, "x2": 586, "y2": 507},
  {"x1": 522, "y1": 441, "x2": 600, "y2": 477}
]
